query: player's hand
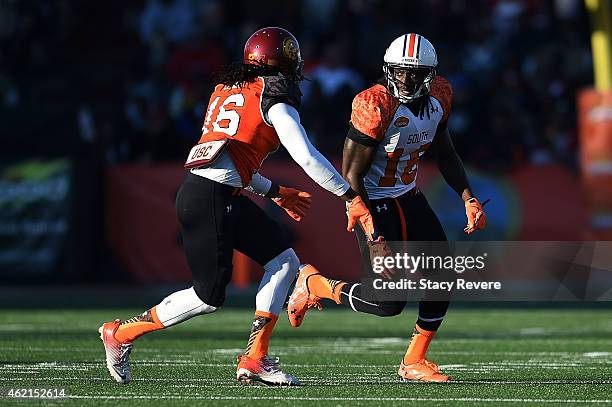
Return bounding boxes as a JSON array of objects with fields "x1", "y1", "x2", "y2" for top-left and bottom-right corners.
[
  {"x1": 369, "y1": 236, "x2": 395, "y2": 280},
  {"x1": 464, "y1": 197, "x2": 487, "y2": 234},
  {"x1": 346, "y1": 196, "x2": 375, "y2": 238},
  {"x1": 273, "y1": 186, "x2": 312, "y2": 222}
]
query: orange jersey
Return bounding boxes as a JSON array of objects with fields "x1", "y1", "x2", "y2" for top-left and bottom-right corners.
[
  {"x1": 197, "y1": 75, "x2": 301, "y2": 185},
  {"x1": 348, "y1": 76, "x2": 453, "y2": 199}
]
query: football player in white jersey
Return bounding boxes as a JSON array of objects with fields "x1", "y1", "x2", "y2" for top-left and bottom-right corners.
[{"x1": 288, "y1": 34, "x2": 487, "y2": 382}]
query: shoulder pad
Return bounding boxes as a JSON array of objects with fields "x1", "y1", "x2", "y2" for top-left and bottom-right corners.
[
  {"x1": 262, "y1": 74, "x2": 302, "y2": 110},
  {"x1": 351, "y1": 85, "x2": 399, "y2": 141},
  {"x1": 429, "y1": 76, "x2": 453, "y2": 124}
]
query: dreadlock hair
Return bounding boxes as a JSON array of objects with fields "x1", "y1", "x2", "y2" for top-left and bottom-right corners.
[
  {"x1": 214, "y1": 61, "x2": 305, "y2": 88},
  {"x1": 213, "y1": 62, "x2": 278, "y2": 88},
  {"x1": 415, "y1": 95, "x2": 434, "y2": 120}
]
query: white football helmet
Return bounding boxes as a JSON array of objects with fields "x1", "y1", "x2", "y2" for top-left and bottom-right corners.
[{"x1": 383, "y1": 34, "x2": 437, "y2": 102}]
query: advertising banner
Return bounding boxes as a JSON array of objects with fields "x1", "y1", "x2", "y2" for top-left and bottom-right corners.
[{"x1": 0, "y1": 159, "x2": 71, "y2": 277}]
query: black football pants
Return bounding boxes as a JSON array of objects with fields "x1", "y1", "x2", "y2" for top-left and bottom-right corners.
[
  {"x1": 340, "y1": 189, "x2": 450, "y2": 331},
  {"x1": 175, "y1": 173, "x2": 290, "y2": 307}
]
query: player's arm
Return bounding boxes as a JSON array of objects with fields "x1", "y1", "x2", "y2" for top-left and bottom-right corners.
[
  {"x1": 343, "y1": 127, "x2": 393, "y2": 276},
  {"x1": 246, "y1": 173, "x2": 312, "y2": 222},
  {"x1": 431, "y1": 126, "x2": 486, "y2": 233},
  {"x1": 267, "y1": 103, "x2": 373, "y2": 234},
  {"x1": 268, "y1": 103, "x2": 351, "y2": 198},
  {"x1": 343, "y1": 132, "x2": 388, "y2": 241},
  {"x1": 245, "y1": 172, "x2": 274, "y2": 196},
  {"x1": 430, "y1": 126, "x2": 473, "y2": 201},
  {"x1": 341, "y1": 88, "x2": 392, "y2": 240},
  {"x1": 341, "y1": 133, "x2": 377, "y2": 213}
]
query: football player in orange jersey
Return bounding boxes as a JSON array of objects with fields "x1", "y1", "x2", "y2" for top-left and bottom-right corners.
[
  {"x1": 288, "y1": 34, "x2": 487, "y2": 382},
  {"x1": 99, "y1": 27, "x2": 375, "y2": 386}
]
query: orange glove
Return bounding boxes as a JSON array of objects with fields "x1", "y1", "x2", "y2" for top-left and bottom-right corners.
[
  {"x1": 346, "y1": 196, "x2": 375, "y2": 238},
  {"x1": 464, "y1": 198, "x2": 487, "y2": 234},
  {"x1": 273, "y1": 186, "x2": 312, "y2": 222},
  {"x1": 369, "y1": 236, "x2": 395, "y2": 280}
]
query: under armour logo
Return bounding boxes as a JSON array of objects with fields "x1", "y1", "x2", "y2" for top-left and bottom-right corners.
[
  {"x1": 226, "y1": 204, "x2": 232, "y2": 213},
  {"x1": 376, "y1": 204, "x2": 388, "y2": 213}
]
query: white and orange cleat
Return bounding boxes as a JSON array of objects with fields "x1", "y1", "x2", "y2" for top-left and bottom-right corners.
[
  {"x1": 287, "y1": 264, "x2": 323, "y2": 327},
  {"x1": 99, "y1": 319, "x2": 133, "y2": 384},
  {"x1": 398, "y1": 359, "x2": 450, "y2": 382},
  {"x1": 236, "y1": 354, "x2": 300, "y2": 386}
]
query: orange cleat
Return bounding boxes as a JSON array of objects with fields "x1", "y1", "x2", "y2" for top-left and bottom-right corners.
[
  {"x1": 398, "y1": 359, "x2": 450, "y2": 382},
  {"x1": 99, "y1": 319, "x2": 133, "y2": 384},
  {"x1": 287, "y1": 264, "x2": 323, "y2": 327},
  {"x1": 236, "y1": 354, "x2": 299, "y2": 386}
]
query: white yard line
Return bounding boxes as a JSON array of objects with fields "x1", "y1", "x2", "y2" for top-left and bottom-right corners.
[
  {"x1": 2, "y1": 347, "x2": 611, "y2": 358},
  {"x1": 1, "y1": 358, "x2": 612, "y2": 371},
  {"x1": 1, "y1": 377, "x2": 611, "y2": 386},
  {"x1": 63, "y1": 395, "x2": 612, "y2": 403}
]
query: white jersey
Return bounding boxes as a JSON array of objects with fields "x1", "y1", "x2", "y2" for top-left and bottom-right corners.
[{"x1": 349, "y1": 76, "x2": 452, "y2": 200}]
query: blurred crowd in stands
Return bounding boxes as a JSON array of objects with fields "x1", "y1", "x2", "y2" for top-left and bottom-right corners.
[{"x1": 1, "y1": 0, "x2": 593, "y2": 171}]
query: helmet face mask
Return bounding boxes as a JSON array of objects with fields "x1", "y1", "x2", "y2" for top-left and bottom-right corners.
[
  {"x1": 383, "y1": 34, "x2": 438, "y2": 103},
  {"x1": 383, "y1": 64, "x2": 436, "y2": 103}
]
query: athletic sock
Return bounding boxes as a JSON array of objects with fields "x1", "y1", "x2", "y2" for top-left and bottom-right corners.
[
  {"x1": 402, "y1": 324, "x2": 436, "y2": 364},
  {"x1": 244, "y1": 310, "x2": 278, "y2": 359},
  {"x1": 306, "y1": 274, "x2": 346, "y2": 304},
  {"x1": 114, "y1": 307, "x2": 164, "y2": 343},
  {"x1": 114, "y1": 287, "x2": 217, "y2": 343},
  {"x1": 417, "y1": 300, "x2": 448, "y2": 331}
]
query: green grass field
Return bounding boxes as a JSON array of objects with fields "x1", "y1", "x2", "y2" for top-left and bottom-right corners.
[{"x1": 1, "y1": 307, "x2": 611, "y2": 406}]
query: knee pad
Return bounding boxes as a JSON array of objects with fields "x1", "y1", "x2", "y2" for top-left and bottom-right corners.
[
  {"x1": 263, "y1": 248, "x2": 300, "y2": 283},
  {"x1": 272, "y1": 248, "x2": 300, "y2": 274}
]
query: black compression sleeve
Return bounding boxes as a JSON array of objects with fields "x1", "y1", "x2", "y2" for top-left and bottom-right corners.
[
  {"x1": 430, "y1": 128, "x2": 470, "y2": 196},
  {"x1": 346, "y1": 124, "x2": 379, "y2": 147}
]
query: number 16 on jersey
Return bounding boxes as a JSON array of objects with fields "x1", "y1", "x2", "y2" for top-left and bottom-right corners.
[{"x1": 201, "y1": 93, "x2": 245, "y2": 137}]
